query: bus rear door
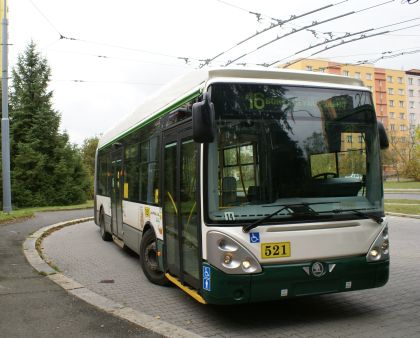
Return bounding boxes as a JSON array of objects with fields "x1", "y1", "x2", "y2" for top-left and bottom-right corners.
[{"x1": 111, "y1": 148, "x2": 124, "y2": 239}]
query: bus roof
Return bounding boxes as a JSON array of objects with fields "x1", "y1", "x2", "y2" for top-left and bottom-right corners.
[{"x1": 98, "y1": 67, "x2": 365, "y2": 149}]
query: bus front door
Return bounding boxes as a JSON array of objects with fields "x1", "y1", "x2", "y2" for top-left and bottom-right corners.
[
  {"x1": 111, "y1": 149, "x2": 124, "y2": 239},
  {"x1": 163, "y1": 126, "x2": 200, "y2": 290}
]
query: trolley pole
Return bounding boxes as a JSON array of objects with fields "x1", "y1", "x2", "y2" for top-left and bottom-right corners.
[{"x1": 1, "y1": 0, "x2": 11, "y2": 213}]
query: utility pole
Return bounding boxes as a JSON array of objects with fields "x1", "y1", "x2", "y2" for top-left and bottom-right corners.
[{"x1": 2, "y1": 0, "x2": 11, "y2": 212}]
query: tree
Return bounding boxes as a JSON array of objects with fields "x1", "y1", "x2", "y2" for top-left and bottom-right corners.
[
  {"x1": 81, "y1": 136, "x2": 99, "y2": 198},
  {"x1": 404, "y1": 127, "x2": 420, "y2": 180},
  {"x1": 9, "y1": 41, "x2": 89, "y2": 207}
]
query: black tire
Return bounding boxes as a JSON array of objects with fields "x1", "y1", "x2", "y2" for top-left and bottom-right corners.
[
  {"x1": 99, "y1": 209, "x2": 112, "y2": 241},
  {"x1": 140, "y1": 229, "x2": 169, "y2": 286}
]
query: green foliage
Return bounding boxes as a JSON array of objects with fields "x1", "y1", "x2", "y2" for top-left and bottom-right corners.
[
  {"x1": 404, "y1": 127, "x2": 420, "y2": 181},
  {"x1": 80, "y1": 136, "x2": 99, "y2": 198},
  {"x1": 8, "y1": 41, "x2": 90, "y2": 207}
]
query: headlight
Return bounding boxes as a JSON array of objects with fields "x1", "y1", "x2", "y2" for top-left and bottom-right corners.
[
  {"x1": 207, "y1": 231, "x2": 262, "y2": 274},
  {"x1": 366, "y1": 223, "x2": 390, "y2": 262}
]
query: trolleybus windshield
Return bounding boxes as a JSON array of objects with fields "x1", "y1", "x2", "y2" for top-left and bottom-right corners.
[{"x1": 206, "y1": 83, "x2": 383, "y2": 224}]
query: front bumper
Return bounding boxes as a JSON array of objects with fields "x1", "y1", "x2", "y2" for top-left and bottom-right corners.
[{"x1": 201, "y1": 256, "x2": 389, "y2": 305}]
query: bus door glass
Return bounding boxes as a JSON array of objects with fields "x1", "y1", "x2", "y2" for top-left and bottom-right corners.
[
  {"x1": 163, "y1": 128, "x2": 200, "y2": 289},
  {"x1": 111, "y1": 148, "x2": 124, "y2": 238}
]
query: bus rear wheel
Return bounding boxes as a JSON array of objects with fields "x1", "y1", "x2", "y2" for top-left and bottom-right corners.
[{"x1": 140, "y1": 229, "x2": 169, "y2": 286}]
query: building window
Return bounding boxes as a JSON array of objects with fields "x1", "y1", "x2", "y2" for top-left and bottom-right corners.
[
  {"x1": 355, "y1": 72, "x2": 361, "y2": 79},
  {"x1": 380, "y1": 105, "x2": 384, "y2": 112},
  {"x1": 409, "y1": 101, "x2": 415, "y2": 108},
  {"x1": 305, "y1": 65, "x2": 313, "y2": 71},
  {"x1": 387, "y1": 75, "x2": 393, "y2": 83},
  {"x1": 400, "y1": 125, "x2": 406, "y2": 131},
  {"x1": 410, "y1": 113, "x2": 415, "y2": 122},
  {"x1": 400, "y1": 113, "x2": 405, "y2": 119},
  {"x1": 401, "y1": 137, "x2": 406, "y2": 142},
  {"x1": 343, "y1": 70, "x2": 349, "y2": 76},
  {"x1": 390, "y1": 112, "x2": 395, "y2": 119},
  {"x1": 346, "y1": 135, "x2": 353, "y2": 143},
  {"x1": 366, "y1": 73, "x2": 372, "y2": 80},
  {"x1": 398, "y1": 89, "x2": 404, "y2": 95},
  {"x1": 388, "y1": 88, "x2": 394, "y2": 95},
  {"x1": 399, "y1": 101, "x2": 404, "y2": 108},
  {"x1": 390, "y1": 124, "x2": 395, "y2": 131},
  {"x1": 389, "y1": 100, "x2": 394, "y2": 107},
  {"x1": 367, "y1": 85, "x2": 373, "y2": 91},
  {"x1": 408, "y1": 77, "x2": 413, "y2": 85},
  {"x1": 398, "y1": 77, "x2": 403, "y2": 84},
  {"x1": 319, "y1": 67, "x2": 325, "y2": 73},
  {"x1": 409, "y1": 89, "x2": 414, "y2": 97}
]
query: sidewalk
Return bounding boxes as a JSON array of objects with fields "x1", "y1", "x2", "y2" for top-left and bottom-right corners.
[{"x1": 0, "y1": 210, "x2": 160, "y2": 338}]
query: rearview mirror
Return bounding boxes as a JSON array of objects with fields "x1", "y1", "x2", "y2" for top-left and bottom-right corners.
[
  {"x1": 377, "y1": 122, "x2": 389, "y2": 149},
  {"x1": 192, "y1": 92, "x2": 215, "y2": 143}
]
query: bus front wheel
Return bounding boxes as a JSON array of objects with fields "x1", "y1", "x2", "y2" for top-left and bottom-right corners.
[{"x1": 140, "y1": 229, "x2": 169, "y2": 286}]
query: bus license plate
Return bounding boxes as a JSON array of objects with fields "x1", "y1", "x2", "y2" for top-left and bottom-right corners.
[{"x1": 261, "y1": 242, "x2": 291, "y2": 259}]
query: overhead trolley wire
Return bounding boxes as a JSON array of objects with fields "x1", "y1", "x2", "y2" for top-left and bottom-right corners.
[
  {"x1": 201, "y1": 0, "x2": 349, "y2": 67},
  {"x1": 222, "y1": 0, "x2": 396, "y2": 67},
  {"x1": 268, "y1": 17, "x2": 420, "y2": 67},
  {"x1": 27, "y1": 0, "x2": 205, "y2": 66},
  {"x1": 280, "y1": 22, "x2": 420, "y2": 68},
  {"x1": 48, "y1": 49, "x2": 193, "y2": 69},
  {"x1": 52, "y1": 79, "x2": 164, "y2": 86}
]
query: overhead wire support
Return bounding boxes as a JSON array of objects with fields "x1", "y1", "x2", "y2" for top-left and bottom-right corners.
[
  {"x1": 201, "y1": 0, "x2": 349, "y2": 67},
  {"x1": 282, "y1": 31, "x2": 390, "y2": 69},
  {"x1": 356, "y1": 48, "x2": 420, "y2": 65},
  {"x1": 223, "y1": 0, "x2": 396, "y2": 67},
  {"x1": 280, "y1": 21, "x2": 420, "y2": 68},
  {"x1": 271, "y1": 16, "x2": 420, "y2": 66},
  {"x1": 224, "y1": 11, "x2": 355, "y2": 67}
]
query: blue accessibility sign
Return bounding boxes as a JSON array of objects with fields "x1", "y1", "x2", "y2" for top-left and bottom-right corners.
[
  {"x1": 203, "y1": 266, "x2": 211, "y2": 291},
  {"x1": 249, "y1": 232, "x2": 260, "y2": 243}
]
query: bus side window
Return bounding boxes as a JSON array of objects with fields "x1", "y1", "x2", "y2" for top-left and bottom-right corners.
[{"x1": 139, "y1": 137, "x2": 160, "y2": 205}]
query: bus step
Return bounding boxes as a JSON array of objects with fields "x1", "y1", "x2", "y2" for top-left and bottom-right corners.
[
  {"x1": 165, "y1": 273, "x2": 206, "y2": 304},
  {"x1": 112, "y1": 235, "x2": 124, "y2": 249}
]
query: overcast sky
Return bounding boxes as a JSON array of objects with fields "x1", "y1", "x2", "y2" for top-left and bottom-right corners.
[{"x1": 8, "y1": 0, "x2": 420, "y2": 145}]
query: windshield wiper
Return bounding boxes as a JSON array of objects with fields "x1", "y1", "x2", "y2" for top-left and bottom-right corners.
[
  {"x1": 242, "y1": 202, "x2": 335, "y2": 233},
  {"x1": 332, "y1": 208, "x2": 383, "y2": 224}
]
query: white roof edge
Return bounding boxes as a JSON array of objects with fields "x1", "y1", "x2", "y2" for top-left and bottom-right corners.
[{"x1": 98, "y1": 67, "x2": 365, "y2": 149}]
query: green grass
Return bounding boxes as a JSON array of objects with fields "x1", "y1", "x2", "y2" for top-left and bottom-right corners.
[
  {"x1": 385, "y1": 198, "x2": 420, "y2": 215},
  {"x1": 383, "y1": 181, "x2": 420, "y2": 190},
  {"x1": 0, "y1": 200, "x2": 93, "y2": 224},
  {"x1": 385, "y1": 199, "x2": 420, "y2": 204}
]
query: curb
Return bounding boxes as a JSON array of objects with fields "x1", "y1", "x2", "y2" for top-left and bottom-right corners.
[
  {"x1": 385, "y1": 212, "x2": 420, "y2": 220},
  {"x1": 23, "y1": 218, "x2": 201, "y2": 338}
]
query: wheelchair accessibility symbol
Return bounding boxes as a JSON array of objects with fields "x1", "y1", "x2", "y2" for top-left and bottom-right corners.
[{"x1": 249, "y1": 232, "x2": 260, "y2": 243}]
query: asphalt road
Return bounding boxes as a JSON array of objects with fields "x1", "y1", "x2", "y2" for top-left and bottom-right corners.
[
  {"x1": 42, "y1": 216, "x2": 420, "y2": 338},
  {"x1": 0, "y1": 210, "x2": 161, "y2": 338},
  {"x1": 384, "y1": 193, "x2": 420, "y2": 200}
]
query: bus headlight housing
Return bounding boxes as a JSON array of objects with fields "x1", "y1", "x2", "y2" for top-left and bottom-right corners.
[
  {"x1": 366, "y1": 223, "x2": 390, "y2": 262},
  {"x1": 207, "y1": 231, "x2": 262, "y2": 274}
]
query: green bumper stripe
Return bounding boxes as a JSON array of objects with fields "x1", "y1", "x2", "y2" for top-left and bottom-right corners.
[{"x1": 202, "y1": 257, "x2": 389, "y2": 305}]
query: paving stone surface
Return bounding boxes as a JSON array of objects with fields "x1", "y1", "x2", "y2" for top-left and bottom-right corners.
[
  {"x1": 0, "y1": 210, "x2": 159, "y2": 338},
  {"x1": 43, "y1": 216, "x2": 420, "y2": 338}
]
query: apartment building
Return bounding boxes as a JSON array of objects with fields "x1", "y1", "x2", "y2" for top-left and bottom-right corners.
[{"x1": 406, "y1": 69, "x2": 420, "y2": 138}]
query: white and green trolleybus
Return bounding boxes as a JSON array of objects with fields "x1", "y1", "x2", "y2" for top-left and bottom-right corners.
[{"x1": 94, "y1": 67, "x2": 390, "y2": 305}]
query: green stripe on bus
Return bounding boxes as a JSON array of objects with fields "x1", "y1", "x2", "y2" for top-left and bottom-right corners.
[{"x1": 99, "y1": 89, "x2": 201, "y2": 150}]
